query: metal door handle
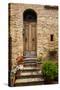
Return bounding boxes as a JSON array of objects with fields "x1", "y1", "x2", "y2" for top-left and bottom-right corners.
[
  {"x1": 25, "y1": 38, "x2": 27, "y2": 42},
  {"x1": 32, "y1": 38, "x2": 34, "y2": 41}
]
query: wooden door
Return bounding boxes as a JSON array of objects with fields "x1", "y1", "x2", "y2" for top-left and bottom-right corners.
[{"x1": 23, "y1": 21, "x2": 37, "y2": 57}]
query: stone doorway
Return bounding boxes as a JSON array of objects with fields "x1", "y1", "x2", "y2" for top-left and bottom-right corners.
[{"x1": 23, "y1": 9, "x2": 37, "y2": 57}]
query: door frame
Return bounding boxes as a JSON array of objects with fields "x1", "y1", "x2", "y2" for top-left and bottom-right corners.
[{"x1": 23, "y1": 9, "x2": 37, "y2": 57}]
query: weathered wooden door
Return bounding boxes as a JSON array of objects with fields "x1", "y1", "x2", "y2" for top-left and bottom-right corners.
[{"x1": 23, "y1": 21, "x2": 37, "y2": 57}]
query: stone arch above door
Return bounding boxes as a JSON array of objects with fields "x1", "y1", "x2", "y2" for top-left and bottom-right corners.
[{"x1": 23, "y1": 9, "x2": 37, "y2": 22}]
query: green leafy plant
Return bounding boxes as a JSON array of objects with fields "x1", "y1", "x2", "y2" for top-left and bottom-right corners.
[{"x1": 42, "y1": 61, "x2": 58, "y2": 81}]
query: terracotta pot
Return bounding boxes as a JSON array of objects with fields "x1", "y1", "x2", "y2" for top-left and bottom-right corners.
[{"x1": 16, "y1": 56, "x2": 24, "y2": 65}]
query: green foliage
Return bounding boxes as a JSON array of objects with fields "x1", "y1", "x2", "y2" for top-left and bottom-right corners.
[{"x1": 42, "y1": 61, "x2": 58, "y2": 80}]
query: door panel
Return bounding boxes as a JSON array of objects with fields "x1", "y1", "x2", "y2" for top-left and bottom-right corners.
[
  {"x1": 31, "y1": 23, "x2": 36, "y2": 51},
  {"x1": 23, "y1": 22, "x2": 29, "y2": 51},
  {"x1": 23, "y1": 22, "x2": 37, "y2": 57}
]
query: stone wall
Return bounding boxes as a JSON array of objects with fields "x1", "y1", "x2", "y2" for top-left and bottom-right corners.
[{"x1": 9, "y1": 3, "x2": 58, "y2": 68}]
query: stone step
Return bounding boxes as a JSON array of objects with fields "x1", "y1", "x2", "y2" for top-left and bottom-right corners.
[
  {"x1": 16, "y1": 75, "x2": 42, "y2": 79},
  {"x1": 17, "y1": 63, "x2": 38, "y2": 66},
  {"x1": 14, "y1": 57, "x2": 43, "y2": 86},
  {"x1": 17, "y1": 58, "x2": 41, "y2": 66},
  {"x1": 17, "y1": 61, "x2": 41, "y2": 66},
  {"x1": 15, "y1": 77, "x2": 44, "y2": 86},
  {"x1": 16, "y1": 64, "x2": 40, "y2": 69},
  {"x1": 16, "y1": 70, "x2": 42, "y2": 76},
  {"x1": 16, "y1": 66, "x2": 40, "y2": 71},
  {"x1": 24, "y1": 58, "x2": 41, "y2": 65},
  {"x1": 23, "y1": 56, "x2": 37, "y2": 58},
  {"x1": 16, "y1": 64, "x2": 37, "y2": 67},
  {"x1": 15, "y1": 81, "x2": 44, "y2": 86},
  {"x1": 24, "y1": 59, "x2": 39, "y2": 62},
  {"x1": 24, "y1": 64, "x2": 37, "y2": 67},
  {"x1": 24, "y1": 60, "x2": 41, "y2": 63},
  {"x1": 16, "y1": 70, "x2": 42, "y2": 79},
  {"x1": 21, "y1": 69, "x2": 40, "y2": 72},
  {"x1": 21, "y1": 67, "x2": 40, "y2": 70},
  {"x1": 24, "y1": 63, "x2": 37, "y2": 66},
  {"x1": 16, "y1": 72, "x2": 42, "y2": 79},
  {"x1": 24, "y1": 61, "x2": 37, "y2": 63},
  {"x1": 24, "y1": 58, "x2": 37, "y2": 60},
  {"x1": 24, "y1": 62, "x2": 41, "y2": 65},
  {"x1": 16, "y1": 70, "x2": 42, "y2": 77}
]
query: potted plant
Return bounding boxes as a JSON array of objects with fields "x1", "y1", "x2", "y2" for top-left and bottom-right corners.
[{"x1": 42, "y1": 61, "x2": 58, "y2": 84}]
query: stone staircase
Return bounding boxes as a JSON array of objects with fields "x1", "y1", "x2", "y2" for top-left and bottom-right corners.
[{"x1": 14, "y1": 58, "x2": 44, "y2": 86}]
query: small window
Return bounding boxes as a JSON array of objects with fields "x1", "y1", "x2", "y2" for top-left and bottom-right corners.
[{"x1": 50, "y1": 34, "x2": 54, "y2": 41}]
